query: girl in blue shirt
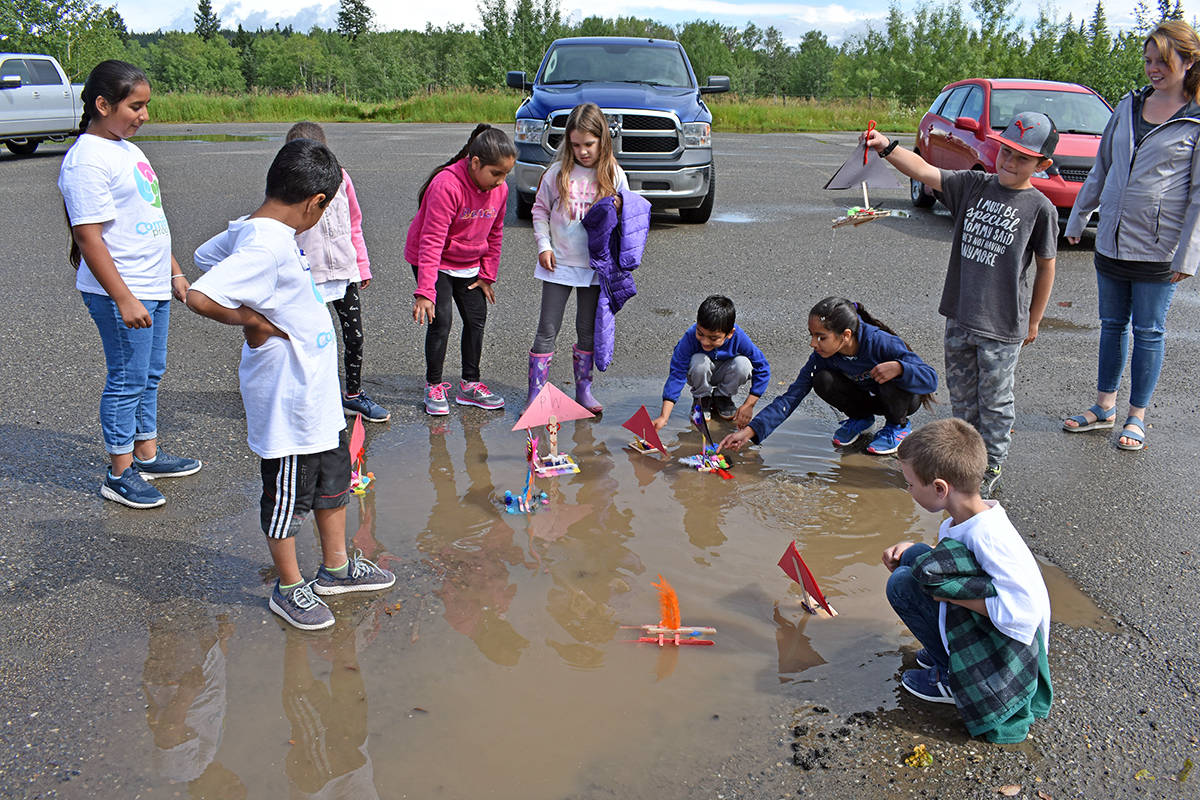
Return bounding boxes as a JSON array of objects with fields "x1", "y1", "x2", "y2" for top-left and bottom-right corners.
[{"x1": 720, "y1": 296, "x2": 938, "y2": 455}]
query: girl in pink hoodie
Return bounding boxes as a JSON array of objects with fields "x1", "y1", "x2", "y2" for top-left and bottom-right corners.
[{"x1": 404, "y1": 124, "x2": 515, "y2": 416}]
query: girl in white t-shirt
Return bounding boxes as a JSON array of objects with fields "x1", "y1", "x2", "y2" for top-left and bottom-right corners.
[
  {"x1": 528, "y1": 103, "x2": 628, "y2": 413},
  {"x1": 58, "y1": 60, "x2": 200, "y2": 509}
]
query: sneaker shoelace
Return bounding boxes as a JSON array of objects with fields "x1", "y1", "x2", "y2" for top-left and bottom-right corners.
[
  {"x1": 463, "y1": 381, "x2": 491, "y2": 396},
  {"x1": 348, "y1": 550, "x2": 385, "y2": 579},
  {"x1": 291, "y1": 581, "x2": 329, "y2": 610},
  {"x1": 427, "y1": 382, "x2": 451, "y2": 401}
]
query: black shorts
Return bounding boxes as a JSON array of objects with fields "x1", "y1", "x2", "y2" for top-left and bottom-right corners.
[{"x1": 259, "y1": 437, "x2": 351, "y2": 539}]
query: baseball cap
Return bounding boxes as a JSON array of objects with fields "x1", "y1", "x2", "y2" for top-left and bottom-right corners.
[{"x1": 987, "y1": 111, "x2": 1058, "y2": 159}]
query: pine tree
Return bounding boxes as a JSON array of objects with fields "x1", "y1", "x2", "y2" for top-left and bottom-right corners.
[
  {"x1": 337, "y1": 0, "x2": 374, "y2": 39},
  {"x1": 194, "y1": 0, "x2": 220, "y2": 40}
]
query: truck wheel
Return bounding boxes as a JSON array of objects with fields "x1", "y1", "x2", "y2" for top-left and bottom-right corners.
[
  {"x1": 516, "y1": 192, "x2": 533, "y2": 220},
  {"x1": 679, "y1": 164, "x2": 715, "y2": 224},
  {"x1": 5, "y1": 140, "x2": 38, "y2": 156},
  {"x1": 910, "y1": 150, "x2": 934, "y2": 208}
]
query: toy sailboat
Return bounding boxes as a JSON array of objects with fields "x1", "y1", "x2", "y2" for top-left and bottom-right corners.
[
  {"x1": 778, "y1": 541, "x2": 837, "y2": 617},
  {"x1": 348, "y1": 413, "x2": 373, "y2": 494},
  {"x1": 504, "y1": 429, "x2": 550, "y2": 514},
  {"x1": 622, "y1": 405, "x2": 669, "y2": 457},
  {"x1": 512, "y1": 382, "x2": 594, "y2": 478},
  {"x1": 625, "y1": 575, "x2": 716, "y2": 646},
  {"x1": 677, "y1": 400, "x2": 731, "y2": 478},
  {"x1": 824, "y1": 121, "x2": 909, "y2": 228}
]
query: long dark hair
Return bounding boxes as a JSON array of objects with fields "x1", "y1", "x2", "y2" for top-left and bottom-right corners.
[
  {"x1": 68, "y1": 60, "x2": 151, "y2": 269},
  {"x1": 416, "y1": 123, "x2": 516, "y2": 206},
  {"x1": 809, "y1": 296, "x2": 935, "y2": 409}
]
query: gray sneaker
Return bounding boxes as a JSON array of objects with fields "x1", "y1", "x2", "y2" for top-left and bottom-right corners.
[
  {"x1": 313, "y1": 550, "x2": 396, "y2": 596},
  {"x1": 424, "y1": 382, "x2": 451, "y2": 416},
  {"x1": 456, "y1": 380, "x2": 505, "y2": 410},
  {"x1": 980, "y1": 464, "x2": 1002, "y2": 499},
  {"x1": 269, "y1": 580, "x2": 334, "y2": 630},
  {"x1": 343, "y1": 391, "x2": 391, "y2": 422}
]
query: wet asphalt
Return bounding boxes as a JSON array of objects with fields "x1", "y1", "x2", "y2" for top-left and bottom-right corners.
[{"x1": 1, "y1": 124, "x2": 1198, "y2": 798}]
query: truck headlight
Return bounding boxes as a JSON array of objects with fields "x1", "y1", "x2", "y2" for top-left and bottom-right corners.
[
  {"x1": 683, "y1": 122, "x2": 711, "y2": 148},
  {"x1": 515, "y1": 118, "x2": 545, "y2": 144}
]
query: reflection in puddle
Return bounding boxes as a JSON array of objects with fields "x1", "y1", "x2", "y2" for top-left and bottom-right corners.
[
  {"x1": 132, "y1": 134, "x2": 273, "y2": 143},
  {"x1": 112, "y1": 389, "x2": 1112, "y2": 797},
  {"x1": 711, "y1": 211, "x2": 759, "y2": 223}
]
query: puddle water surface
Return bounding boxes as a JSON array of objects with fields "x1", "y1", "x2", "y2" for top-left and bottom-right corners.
[{"x1": 107, "y1": 390, "x2": 1110, "y2": 797}]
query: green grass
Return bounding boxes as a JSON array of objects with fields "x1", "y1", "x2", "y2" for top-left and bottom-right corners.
[{"x1": 149, "y1": 89, "x2": 923, "y2": 132}]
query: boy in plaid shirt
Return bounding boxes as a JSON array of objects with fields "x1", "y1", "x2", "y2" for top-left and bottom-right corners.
[{"x1": 882, "y1": 419, "x2": 1052, "y2": 741}]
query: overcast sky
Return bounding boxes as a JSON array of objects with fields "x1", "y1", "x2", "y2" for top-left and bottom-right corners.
[{"x1": 113, "y1": 0, "x2": 1153, "y2": 44}]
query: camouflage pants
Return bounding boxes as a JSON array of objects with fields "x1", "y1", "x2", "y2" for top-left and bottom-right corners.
[{"x1": 944, "y1": 319, "x2": 1022, "y2": 467}]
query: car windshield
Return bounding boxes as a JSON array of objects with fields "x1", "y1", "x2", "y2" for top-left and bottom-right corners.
[
  {"x1": 540, "y1": 44, "x2": 693, "y2": 88},
  {"x1": 990, "y1": 88, "x2": 1112, "y2": 134}
]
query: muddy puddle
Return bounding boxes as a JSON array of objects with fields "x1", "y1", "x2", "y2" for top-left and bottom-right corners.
[{"x1": 107, "y1": 387, "x2": 1111, "y2": 798}]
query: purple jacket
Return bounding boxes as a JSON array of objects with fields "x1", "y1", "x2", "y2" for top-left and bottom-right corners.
[{"x1": 582, "y1": 189, "x2": 651, "y2": 371}]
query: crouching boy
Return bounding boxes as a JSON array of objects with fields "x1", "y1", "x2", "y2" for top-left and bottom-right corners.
[
  {"x1": 882, "y1": 418, "x2": 1052, "y2": 743},
  {"x1": 187, "y1": 139, "x2": 394, "y2": 631}
]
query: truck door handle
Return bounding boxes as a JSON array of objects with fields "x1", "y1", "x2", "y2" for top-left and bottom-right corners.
[{"x1": 31, "y1": 91, "x2": 39, "y2": 98}]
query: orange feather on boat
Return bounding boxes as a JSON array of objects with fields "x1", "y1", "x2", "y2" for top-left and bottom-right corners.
[{"x1": 653, "y1": 575, "x2": 681, "y2": 630}]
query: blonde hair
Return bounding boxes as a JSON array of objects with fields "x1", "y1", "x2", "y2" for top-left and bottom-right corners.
[
  {"x1": 897, "y1": 418, "x2": 986, "y2": 494},
  {"x1": 555, "y1": 103, "x2": 619, "y2": 208},
  {"x1": 1146, "y1": 20, "x2": 1200, "y2": 101}
]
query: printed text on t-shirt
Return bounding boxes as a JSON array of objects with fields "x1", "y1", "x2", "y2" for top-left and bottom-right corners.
[
  {"x1": 460, "y1": 207, "x2": 496, "y2": 220},
  {"x1": 960, "y1": 198, "x2": 1021, "y2": 267}
]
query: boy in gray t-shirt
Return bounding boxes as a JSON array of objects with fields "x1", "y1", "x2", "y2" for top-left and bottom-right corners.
[{"x1": 864, "y1": 112, "x2": 1059, "y2": 497}]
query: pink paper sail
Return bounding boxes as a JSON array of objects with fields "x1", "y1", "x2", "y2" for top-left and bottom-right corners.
[
  {"x1": 349, "y1": 413, "x2": 366, "y2": 467},
  {"x1": 512, "y1": 382, "x2": 595, "y2": 431},
  {"x1": 777, "y1": 541, "x2": 837, "y2": 616},
  {"x1": 622, "y1": 405, "x2": 668, "y2": 456}
]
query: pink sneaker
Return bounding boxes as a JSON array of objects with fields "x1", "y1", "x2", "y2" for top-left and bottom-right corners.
[
  {"x1": 456, "y1": 380, "x2": 504, "y2": 410},
  {"x1": 424, "y1": 382, "x2": 451, "y2": 415}
]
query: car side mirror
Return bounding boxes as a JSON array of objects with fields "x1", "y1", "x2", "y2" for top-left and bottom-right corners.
[
  {"x1": 954, "y1": 116, "x2": 981, "y2": 133},
  {"x1": 506, "y1": 71, "x2": 531, "y2": 91},
  {"x1": 700, "y1": 75, "x2": 730, "y2": 94},
  {"x1": 0, "y1": 75, "x2": 21, "y2": 89}
]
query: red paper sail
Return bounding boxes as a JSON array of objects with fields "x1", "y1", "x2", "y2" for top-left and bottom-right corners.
[
  {"x1": 622, "y1": 405, "x2": 668, "y2": 455},
  {"x1": 349, "y1": 413, "x2": 366, "y2": 466},
  {"x1": 777, "y1": 541, "x2": 834, "y2": 615},
  {"x1": 512, "y1": 382, "x2": 595, "y2": 431}
]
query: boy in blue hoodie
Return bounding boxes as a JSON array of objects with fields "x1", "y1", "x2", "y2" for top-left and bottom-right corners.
[{"x1": 652, "y1": 295, "x2": 770, "y2": 429}]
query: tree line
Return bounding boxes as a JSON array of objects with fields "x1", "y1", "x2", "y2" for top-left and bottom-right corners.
[{"x1": 0, "y1": 0, "x2": 1189, "y2": 105}]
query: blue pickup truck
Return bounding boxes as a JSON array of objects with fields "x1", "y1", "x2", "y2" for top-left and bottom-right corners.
[{"x1": 506, "y1": 37, "x2": 729, "y2": 223}]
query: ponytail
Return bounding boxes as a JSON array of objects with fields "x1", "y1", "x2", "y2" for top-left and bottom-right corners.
[
  {"x1": 809, "y1": 296, "x2": 935, "y2": 410},
  {"x1": 69, "y1": 60, "x2": 150, "y2": 269},
  {"x1": 416, "y1": 123, "x2": 517, "y2": 206}
]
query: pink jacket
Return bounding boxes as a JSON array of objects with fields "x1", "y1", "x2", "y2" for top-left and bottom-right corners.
[
  {"x1": 296, "y1": 169, "x2": 371, "y2": 283},
  {"x1": 404, "y1": 158, "x2": 506, "y2": 303}
]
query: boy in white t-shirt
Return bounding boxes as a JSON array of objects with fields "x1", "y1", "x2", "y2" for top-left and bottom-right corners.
[
  {"x1": 882, "y1": 418, "x2": 1051, "y2": 740},
  {"x1": 187, "y1": 139, "x2": 395, "y2": 631}
]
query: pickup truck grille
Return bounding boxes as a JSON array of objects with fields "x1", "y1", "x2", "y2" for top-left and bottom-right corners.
[{"x1": 545, "y1": 109, "x2": 681, "y2": 157}]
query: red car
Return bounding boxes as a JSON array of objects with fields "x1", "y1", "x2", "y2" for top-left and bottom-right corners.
[{"x1": 911, "y1": 78, "x2": 1114, "y2": 219}]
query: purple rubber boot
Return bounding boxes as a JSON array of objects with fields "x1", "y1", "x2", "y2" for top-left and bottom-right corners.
[
  {"x1": 527, "y1": 351, "x2": 553, "y2": 410},
  {"x1": 572, "y1": 345, "x2": 602, "y2": 414}
]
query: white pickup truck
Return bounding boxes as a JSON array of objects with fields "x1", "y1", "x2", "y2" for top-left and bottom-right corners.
[{"x1": 0, "y1": 53, "x2": 83, "y2": 156}]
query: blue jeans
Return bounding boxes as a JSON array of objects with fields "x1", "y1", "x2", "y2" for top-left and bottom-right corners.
[
  {"x1": 82, "y1": 292, "x2": 170, "y2": 455},
  {"x1": 886, "y1": 542, "x2": 949, "y2": 672},
  {"x1": 1096, "y1": 269, "x2": 1176, "y2": 409}
]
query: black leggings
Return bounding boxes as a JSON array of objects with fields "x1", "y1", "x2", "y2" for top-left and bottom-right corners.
[
  {"x1": 812, "y1": 369, "x2": 921, "y2": 425},
  {"x1": 412, "y1": 266, "x2": 487, "y2": 384},
  {"x1": 330, "y1": 282, "x2": 363, "y2": 395}
]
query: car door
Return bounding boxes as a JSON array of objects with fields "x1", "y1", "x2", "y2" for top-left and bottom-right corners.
[
  {"x1": 942, "y1": 85, "x2": 985, "y2": 170},
  {"x1": 925, "y1": 85, "x2": 972, "y2": 171},
  {"x1": 0, "y1": 57, "x2": 37, "y2": 136},
  {"x1": 25, "y1": 57, "x2": 76, "y2": 132}
]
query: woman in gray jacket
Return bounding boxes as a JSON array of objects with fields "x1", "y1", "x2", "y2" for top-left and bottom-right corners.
[{"x1": 1063, "y1": 20, "x2": 1200, "y2": 450}]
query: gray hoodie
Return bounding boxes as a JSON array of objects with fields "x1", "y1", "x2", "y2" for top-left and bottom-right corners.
[{"x1": 1065, "y1": 86, "x2": 1200, "y2": 276}]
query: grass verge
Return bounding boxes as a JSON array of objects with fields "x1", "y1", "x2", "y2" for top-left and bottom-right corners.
[{"x1": 149, "y1": 90, "x2": 923, "y2": 132}]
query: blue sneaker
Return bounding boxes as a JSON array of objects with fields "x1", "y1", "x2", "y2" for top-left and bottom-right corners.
[
  {"x1": 832, "y1": 417, "x2": 875, "y2": 447},
  {"x1": 133, "y1": 450, "x2": 202, "y2": 480},
  {"x1": 343, "y1": 391, "x2": 391, "y2": 422},
  {"x1": 901, "y1": 667, "x2": 955, "y2": 704},
  {"x1": 101, "y1": 467, "x2": 165, "y2": 509},
  {"x1": 312, "y1": 550, "x2": 396, "y2": 596},
  {"x1": 269, "y1": 580, "x2": 334, "y2": 630},
  {"x1": 914, "y1": 648, "x2": 934, "y2": 669},
  {"x1": 866, "y1": 422, "x2": 912, "y2": 455}
]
